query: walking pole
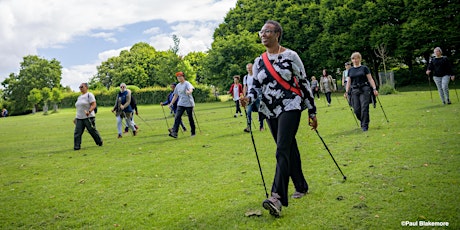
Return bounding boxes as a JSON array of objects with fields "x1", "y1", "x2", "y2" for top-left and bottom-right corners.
[
  {"x1": 428, "y1": 76, "x2": 433, "y2": 102},
  {"x1": 160, "y1": 105, "x2": 170, "y2": 129},
  {"x1": 315, "y1": 129, "x2": 347, "y2": 181},
  {"x1": 452, "y1": 79, "x2": 459, "y2": 102},
  {"x1": 192, "y1": 108, "x2": 202, "y2": 133},
  {"x1": 243, "y1": 103, "x2": 269, "y2": 198},
  {"x1": 345, "y1": 96, "x2": 359, "y2": 128},
  {"x1": 136, "y1": 114, "x2": 154, "y2": 131},
  {"x1": 376, "y1": 96, "x2": 389, "y2": 123}
]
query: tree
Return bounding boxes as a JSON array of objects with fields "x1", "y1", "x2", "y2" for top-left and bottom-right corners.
[
  {"x1": 202, "y1": 30, "x2": 264, "y2": 90},
  {"x1": 41, "y1": 87, "x2": 51, "y2": 114},
  {"x1": 50, "y1": 88, "x2": 64, "y2": 112},
  {"x1": 1, "y1": 55, "x2": 62, "y2": 114},
  {"x1": 27, "y1": 88, "x2": 42, "y2": 114}
]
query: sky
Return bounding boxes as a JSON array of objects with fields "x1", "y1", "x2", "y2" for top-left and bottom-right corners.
[{"x1": 0, "y1": 0, "x2": 238, "y2": 91}]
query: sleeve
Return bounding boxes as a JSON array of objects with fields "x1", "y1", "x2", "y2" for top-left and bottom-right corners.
[
  {"x1": 291, "y1": 52, "x2": 316, "y2": 116},
  {"x1": 228, "y1": 84, "x2": 234, "y2": 94}
]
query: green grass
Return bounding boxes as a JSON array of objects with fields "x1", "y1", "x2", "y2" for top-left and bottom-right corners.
[{"x1": 0, "y1": 90, "x2": 459, "y2": 229}]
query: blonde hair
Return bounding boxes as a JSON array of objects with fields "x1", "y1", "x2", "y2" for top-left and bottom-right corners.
[
  {"x1": 350, "y1": 52, "x2": 362, "y2": 61},
  {"x1": 434, "y1": 47, "x2": 442, "y2": 54}
]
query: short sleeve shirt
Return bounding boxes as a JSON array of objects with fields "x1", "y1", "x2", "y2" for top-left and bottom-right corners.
[{"x1": 75, "y1": 92, "x2": 96, "y2": 119}]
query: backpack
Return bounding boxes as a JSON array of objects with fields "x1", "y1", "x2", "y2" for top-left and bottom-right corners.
[
  {"x1": 88, "y1": 94, "x2": 97, "y2": 114},
  {"x1": 130, "y1": 93, "x2": 137, "y2": 111}
]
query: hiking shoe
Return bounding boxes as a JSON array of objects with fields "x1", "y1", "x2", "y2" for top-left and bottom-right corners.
[
  {"x1": 447, "y1": 99, "x2": 452, "y2": 104},
  {"x1": 244, "y1": 127, "x2": 250, "y2": 133},
  {"x1": 292, "y1": 191, "x2": 307, "y2": 199},
  {"x1": 262, "y1": 196, "x2": 282, "y2": 217},
  {"x1": 98, "y1": 141, "x2": 103, "y2": 146},
  {"x1": 118, "y1": 134, "x2": 122, "y2": 138},
  {"x1": 169, "y1": 132, "x2": 178, "y2": 138},
  {"x1": 124, "y1": 127, "x2": 129, "y2": 133}
]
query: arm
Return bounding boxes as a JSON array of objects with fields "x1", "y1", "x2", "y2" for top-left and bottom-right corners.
[
  {"x1": 170, "y1": 94, "x2": 179, "y2": 107},
  {"x1": 366, "y1": 74, "x2": 379, "y2": 96},
  {"x1": 86, "y1": 101, "x2": 97, "y2": 117}
]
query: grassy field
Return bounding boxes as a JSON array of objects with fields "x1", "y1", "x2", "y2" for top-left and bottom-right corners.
[{"x1": 0, "y1": 89, "x2": 459, "y2": 229}]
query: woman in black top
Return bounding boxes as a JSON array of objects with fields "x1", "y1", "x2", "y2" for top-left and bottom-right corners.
[
  {"x1": 345, "y1": 52, "x2": 379, "y2": 131},
  {"x1": 426, "y1": 47, "x2": 455, "y2": 104}
]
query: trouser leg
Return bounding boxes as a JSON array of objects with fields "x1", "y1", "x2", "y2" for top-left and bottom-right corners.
[
  {"x1": 267, "y1": 110, "x2": 301, "y2": 207},
  {"x1": 172, "y1": 106, "x2": 185, "y2": 133},
  {"x1": 74, "y1": 119, "x2": 85, "y2": 149},
  {"x1": 85, "y1": 117, "x2": 103, "y2": 145},
  {"x1": 433, "y1": 76, "x2": 445, "y2": 103},
  {"x1": 441, "y1": 75, "x2": 450, "y2": 102},
  {"x1": 185, "y1": 107, "x2": 196, "y2": 135}
]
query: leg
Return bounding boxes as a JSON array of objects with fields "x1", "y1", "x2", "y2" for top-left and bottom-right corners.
[
  {"x1": 289, "y1": 138, "x2": 308, "y2": 194},
  {"x1": 433, "y1": 76, "x2": 445, "y2": 103},
  {"x1": 351, "y1": 89, "x2": 362, "y2": 123},
  {"x1": 235, "y1": 100, "x2": 241, "y2": 114},
  {"x1": 245, "y1": 102, "x2": 254, "y2": 131},
  {"x1": 74, "y1": 119, "x2": 85, "y2": 150},
  {"x1": 441, "y1": 75, "x2": 451, "y2": 103},
  {"x1": 267, "y1": 110, "x2": 302, "y2": 207},
  {"x1": 116, "y1": 115, "x2": 123, "y2": 135},
  {"x1": 125, "y1": 112, "x2": 137, "y2": 132},
  {"x1": 359, "y1": 86, "x2": 372, "y2": 130},
  {"x1": 172, "y1": 106, "x2": 185, "y2": 134},
  {"x1": 85, "y1": 117, "x2": 103, "y2": 146},
  {"x1": 185, "y1": 107, "x2": 196, "y2": 135}
]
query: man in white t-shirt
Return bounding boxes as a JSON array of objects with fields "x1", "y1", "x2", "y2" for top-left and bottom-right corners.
[{"x1": 243, "y1": 63, "x2": 265, "y2": 132}]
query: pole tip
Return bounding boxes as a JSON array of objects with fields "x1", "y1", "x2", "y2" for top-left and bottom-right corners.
[{"x1": 343, "y1": 176, "x2": 347, "y2": 181}]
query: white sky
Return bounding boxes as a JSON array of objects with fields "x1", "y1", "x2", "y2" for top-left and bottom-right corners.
[{"x1": 0, "y1": 0, "x2": 237, "y2": 91}]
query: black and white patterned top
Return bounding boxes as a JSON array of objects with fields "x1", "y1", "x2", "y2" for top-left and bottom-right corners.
[{"x1": 249, "y1": 49, "x2": 316, "y2": 119}]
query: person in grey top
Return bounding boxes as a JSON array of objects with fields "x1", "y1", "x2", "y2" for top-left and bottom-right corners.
[
  {"x1": 169, "y1": 71, "x2": 196, "y2": 138},
  {"x1": 73, "y1": 82, "x2": 103, "y2": 150}
]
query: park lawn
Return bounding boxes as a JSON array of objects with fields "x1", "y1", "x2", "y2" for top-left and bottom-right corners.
[{"x1": 0, "y1": 89, "x2": 458, "y2": 229}]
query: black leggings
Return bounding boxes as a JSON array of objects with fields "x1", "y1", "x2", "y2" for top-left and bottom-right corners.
[{"x1": 266, "y1": 110, "x2": 308, "y2": 206}]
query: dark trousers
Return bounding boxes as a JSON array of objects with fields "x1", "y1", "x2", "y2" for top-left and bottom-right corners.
[
  {"x1": 266, "y1": 110, "x2": 308, "y2": 207},
  {"x1": 234, "y1": 100, "x2": 241, "y2": 114},
  {"x1": 351, "y1": 85, "x2": 372, "y2": 129},
  {"x1": 74, "y1": 117, "x2": 103, "y2": 149},
  {"x1": 173, "y1": 106, "x2": 195, "y2": 135},
  {"x1": 325, "y1": 92, "x2": 332, "y2": 104}
]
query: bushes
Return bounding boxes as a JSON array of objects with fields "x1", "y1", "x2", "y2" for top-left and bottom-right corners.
[{"x1": 60, "y1": 85, "x2": 217, "y2": 109}]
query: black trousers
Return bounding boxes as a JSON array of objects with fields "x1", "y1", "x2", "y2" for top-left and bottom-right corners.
[
  {"x1": 234, "y1": 100, "x2": 241, "y2": 114},
  {"x1": 173, "y1": 106, "x2": 195, "y2": 135},
  {"x1": 74, "y1": 117, "x2": 103, "y2": 149},
  {"x1": 351, "y1": 85, "x2": 372, "y2": 129},
  {"x1": 266, "y1": 110, "x2": 308, "y2": 207},
  {"x1": 325, "y1": 92, "x2": 332, "y2": 104}
]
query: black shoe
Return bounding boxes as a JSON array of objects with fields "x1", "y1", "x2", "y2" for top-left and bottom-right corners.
[
  {"x1": 98, "y1": 141, "x2": 103, "y2": 146},
  {"x1": 124, "y1": 127, "x2": 129, "y2": 133},
  {"x1": 118, "y1": 134, "x2": 122, "y2": 138},
  {"x1": 169, "y1": 132, "x2": 178, "y2": 138},
  {"x1": 74, "y1": 147, "x2": 80, "y2": 151},
  {"x1": 447, "y1": 99, "x2": 452, "y2": 104},
  {"x1": 244, "y1": 127, "x2": 250, "y2": 133},
  {"x1": 133, "y1": 130, "x2": 137, "y2": 136}
]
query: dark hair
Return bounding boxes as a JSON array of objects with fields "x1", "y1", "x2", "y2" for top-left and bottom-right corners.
[{"x1": 265, "y1": 20, "x2": 283, "y2": 43}]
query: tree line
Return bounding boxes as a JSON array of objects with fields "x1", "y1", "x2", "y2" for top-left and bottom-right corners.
[{"x1": 1, "y1": 0, "x2": 458, "y2": 115}]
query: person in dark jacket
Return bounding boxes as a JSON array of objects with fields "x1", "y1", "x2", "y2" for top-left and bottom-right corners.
[
  {"x1": 426, "y1": 47, "x2": 456, "y2": 104},
  {"x1": 161, "y1": 83, "x2": 186, "y2": 131},
  {"x1": 111, "y1": 83, "x2": 137, "y2": 138}
]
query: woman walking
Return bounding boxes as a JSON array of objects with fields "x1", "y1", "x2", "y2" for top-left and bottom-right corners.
[
  {"x1": 240, "y1": 20, "x2": 317, "y2": 217},
  {"x1": 73, "y1": 83, "x2": 103, "y2": 150},
  {"x1": 345, "y1": 52, "x2": 379, "y2": 131}
]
